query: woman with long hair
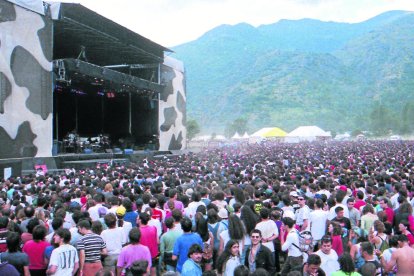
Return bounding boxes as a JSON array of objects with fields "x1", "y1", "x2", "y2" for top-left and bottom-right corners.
[
  {"x1": 219, "y1": 214, "x2": 246, "y2": 255},
  {"x1": 327, "y1": 221, "x2": 343, "y2": 256},
  {"x1": 332, "y1": 253, "x2": 361, "y2": 276},
  {"x1": 216, "y1": 239, "x2": 241, "y2": 276},
  {"x1": 195, "y1": 213, "x2": 214, "y2": 271}
]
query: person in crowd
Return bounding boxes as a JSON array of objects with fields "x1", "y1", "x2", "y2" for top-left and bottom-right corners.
[
  {"x1": 160, "y1": 217, "x2": 181, "y2": 272},
  {"x1": 76, "y1": 219, "x2": 107, "y2": 276},
  {"x1": 195, "y1": 213, "x2": 214, "y2": 271},
  {"x1": 22, "y1": 225, "x2": 50, "y2": 276},
  {"x1": 280, "y1": 217, "x2": 303, "y2": 276},
  {"x1": 369, "y1": 220, "x2": 389, "y2": 253},
  {"x1": 295, "y1": 195, "x2": 310, "y2": 231},
  {"x1": 101, "y1": 213, "x2": 125, "y2": 272},
  {"x1": 172, "y1": 217, "x2": 203, "y2": 273},
  {"x1": 245, "y1": 229, "x2": 275, "y2": 274},
  {"x1": 332, "y1": 253, "x2": 361, "y2": 276},
  {"x1": 219, "y1": 214, "x2": 245, "y2": 255},
  {"x1": 122, "y1": 198, "x2": 138, "y2": 228},
  {"x1": 116, "y1": 228, "x2": 152, "y2": 276},
  {"x1": 138, "y1": 211, "x2": 159, "y2": 276},
  {"x1": 254, "y1": 208, "x2": 278, "y2": 258},
  {"x1": 360, "y1": 204, "x2": 378, "y2": 234},
  {"x1": 397, "y1": 220, "x2": 414, "y2": 245},
  {"x1": 216, "y1": 239, "x2": 241, "y2": 276},
  {"x1": 379, "y1": 198, "x2": 394, "y2": 225},
  {"x1": 310, "y1": 199, "x2": 329, "y2": 251},
  {"x1": 382, "y1": 234, "x2": 414, "y2": 275},
  {"x1": 0, "y1": 232, "x2": 30, "y2": 275},
  {"x1": 46, "y1": 228, "x2": 79, "y2": 276},
  {"x1": 315, "y1": 235, "x2": 340, "y2": 275},
  {"x1": 0, "y1": 217, "x2": 10, "y2": 252},
  {"x1": 181, "y1": 244, "x2": 204, "y2": 276},
  {"x1": 290, "y1": 254, "x2": 326, "y2": 276},
  {"x1": 327, "y1": 221, "x2": 344, "y2": 256},
  {"x1": 347, "y1": 198, "x2": 361, "y2": 228},
  {"x1": 359, "y1": 242, "x2": 383, "y2": 275}
]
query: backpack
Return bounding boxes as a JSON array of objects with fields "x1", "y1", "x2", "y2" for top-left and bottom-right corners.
[
  {"x1": 378, "y1": 235, "x2": 389, "y2": 252},
  {"x1": 208, "y1": 223, "x2": 221, "y2": 250},
  {"x1": 292, "y1": 230, "x2": 314, "y2": 254}
]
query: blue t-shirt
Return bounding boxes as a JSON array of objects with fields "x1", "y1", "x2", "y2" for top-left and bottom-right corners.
[
  {"x1": 173, "y1": 233, "x2": 203, "y2": 272},
  {"x1": 124, "y1": 211, "x2": 138, "y2": 227}
]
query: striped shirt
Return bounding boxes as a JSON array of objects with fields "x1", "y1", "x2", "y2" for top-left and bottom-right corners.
[{"x1": 77, "y1": 233, "x2": 106, "y2": 263}]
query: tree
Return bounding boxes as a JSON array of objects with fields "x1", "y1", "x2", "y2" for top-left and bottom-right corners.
[
  {"x1": 224, "y1": 117, "x2": 248, "y2": 138},
  {"x1": 187, "y1": 119, "x2": 200, "y2": 141},
  {"x1": 400, "y1": 102, "x2": 414, "y2": 134},
  {"x1": 369, "y1": 103, "x2": 396, "y2": 136}
]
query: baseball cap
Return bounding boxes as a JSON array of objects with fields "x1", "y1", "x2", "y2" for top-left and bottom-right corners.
[
  {"x1": 289, "y1": 191, "x2": 299, "y2": 198},
  {"x1": 116, "y1": 206, "x2": 126, "y2": 216},
  {"x1": 218, "y1": 208, "x2": 228, "y2": 219}
]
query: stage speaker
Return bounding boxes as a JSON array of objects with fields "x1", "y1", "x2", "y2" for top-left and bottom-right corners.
[
  {"x1": 124, "y1": 149, "x2": 133, "y2": 155},
  {"x1": 84, "y1": 149, "x2": 93, "y2": 154}
]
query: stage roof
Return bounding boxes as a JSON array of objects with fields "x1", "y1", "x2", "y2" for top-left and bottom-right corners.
[
  {"x1": 56, "y1": 59, "x2": 164, "y2": 93},
  {"x1": 51, "y1": 3, "x2": 171, "y2": 66}
]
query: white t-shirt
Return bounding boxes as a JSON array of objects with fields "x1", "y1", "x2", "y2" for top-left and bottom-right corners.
[
  {"x1": 101, "y1": 227, "x2": 125, "y2": 255},
  {"x1": 295, "y1": 206, "x2": 311, "y2": 230},
  {"x1": 255, "y1": 220, "x2": 278, "y2": 252},
  {"x1": 49, "y1": 244, "x2": 79, "y2": 276},
  {"x1": 315, "y1": 249, "x2": 340, "y2": 275},
  {"x1": 186, "y1": 201, "x2": 206, "y2": 219},
  {"x1": 120, "y1": 221, "x2": 132, "y2": 243},
  {"x1": 310, "y1": 210, "x2": 329, "y2": 241},
  {"x1": 281, "y1": 229, "x2": 302, "y2": 257},
  {"x1": 88, "y1": 204, "x2": 108, "y2": 221},
  {"x1": 329, "y1": 204, "x2": 350, "y2": 220}
]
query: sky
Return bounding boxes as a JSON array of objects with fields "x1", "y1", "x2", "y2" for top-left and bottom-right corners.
[{"x1": 58, "y1": 0, "x2": 413, "y2": 47}]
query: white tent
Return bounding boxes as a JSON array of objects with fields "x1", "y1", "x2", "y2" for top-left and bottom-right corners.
[
  {"x1": 232, "y1": 132, "x2": 242, "y2": 139},
  {"x1": 242, "y1": 132, "x2": 250, "y2": 139},
  {"x1": 285, "y1": 126, "x2": 331, "y2": 143}
]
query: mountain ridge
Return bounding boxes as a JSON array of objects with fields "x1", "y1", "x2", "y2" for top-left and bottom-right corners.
[{"x1": 171, "y1": 10, "x2": 414, "y2": 134}]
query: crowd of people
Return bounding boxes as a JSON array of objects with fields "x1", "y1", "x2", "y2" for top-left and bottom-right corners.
[{"x1": 0, "y1": 140, "x2": 413, "y2": 276}]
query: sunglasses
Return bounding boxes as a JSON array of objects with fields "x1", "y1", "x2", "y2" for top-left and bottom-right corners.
[{"x1": 251, "y1": 235, "x2": 261, "y2": 239}]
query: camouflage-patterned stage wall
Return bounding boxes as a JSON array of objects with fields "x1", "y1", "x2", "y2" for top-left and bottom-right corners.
[
  {"x1": 0, "y1": 0, "x2": 53, "y2": 159},
  {"x1": 159, "y1": 56, "x2": 187, "y2": 151}
]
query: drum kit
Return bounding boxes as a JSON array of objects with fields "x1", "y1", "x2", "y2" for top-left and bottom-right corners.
[{"x1": 63, "y1": 132, "x2": 110, "y2": 153}]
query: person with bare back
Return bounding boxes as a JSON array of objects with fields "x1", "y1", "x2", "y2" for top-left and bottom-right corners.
[{"x1": 382, "y1": 234, "x2": 414, "y2": 275}]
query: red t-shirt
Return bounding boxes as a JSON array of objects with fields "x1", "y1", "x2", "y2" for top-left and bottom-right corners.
[
  {"x1": 354, "y1": 200, "x2": 366, "y2": 211},
  {"x1": 406, "y1": 232, "x2": 414, "y2": 246},
  {"x1": 331, "y1": 234, "x2": 343, "y2": 256},
  {"x1": 23, "y1": 240, "x2": 50, "y2": 269},
  {"x1": 152, "y1": 208, "x2": 163, "y2": 221}
]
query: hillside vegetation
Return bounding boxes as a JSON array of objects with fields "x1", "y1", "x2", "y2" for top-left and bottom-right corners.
[{"x1": 171, "y1": 11, "x2": 414, "y2": 135}]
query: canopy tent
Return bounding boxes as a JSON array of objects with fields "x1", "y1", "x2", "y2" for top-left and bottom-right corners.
[
  {"x1": 285, "y1": 126, "x2": 331, "y2": 142},
  {"x1": 232, "y1": 132, "x2": 242, "y2": 139},
  {"x1": 251, "y1": 127, "x2": 287, "y2": 138},
  {"x1": 242, "y1": 132, "x2": 249, "y2": 139}
]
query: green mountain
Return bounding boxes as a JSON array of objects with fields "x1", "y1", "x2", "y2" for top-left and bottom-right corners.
[{"x1": 171, "y1": 11, "x2": 414, "y2": 134}]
